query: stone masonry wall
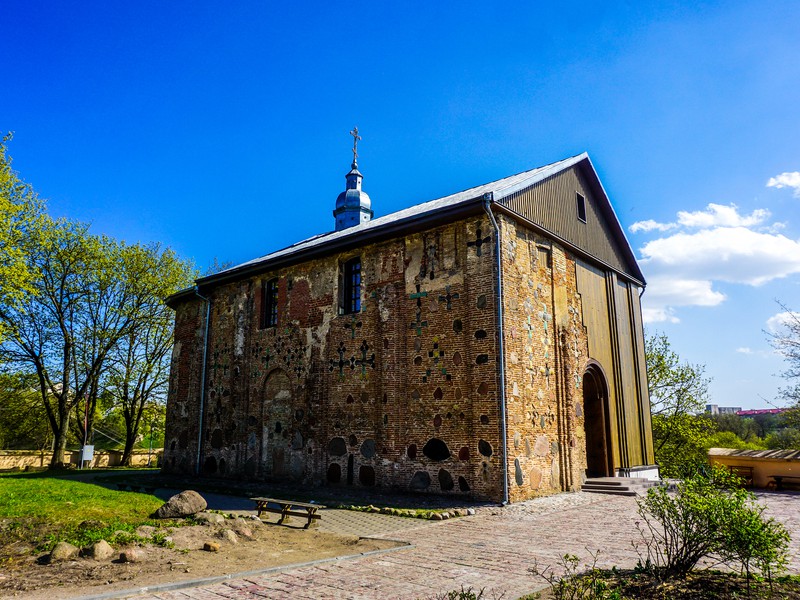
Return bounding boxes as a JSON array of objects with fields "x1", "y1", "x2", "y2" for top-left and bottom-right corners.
[
  {"x1": 499, "y1": 215, "x2": 589, "y2": 502},
  {"x1": 163, "y1": 215, "x2": 507, "y2": 500}
]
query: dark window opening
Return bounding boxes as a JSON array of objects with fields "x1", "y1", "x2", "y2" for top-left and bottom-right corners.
[
  {"x1": 576, "y1": 192, "x2": 587, "y2": 223},
  {"x1": 261, "y1": 278, "x2": 278, "y2": 328},
  {"x1": 343, "y1": 256, "x2": 362, "y2": 314}
]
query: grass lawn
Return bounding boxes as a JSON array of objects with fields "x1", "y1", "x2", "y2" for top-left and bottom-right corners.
[{"x1": 0, "y1": 470, "x2": 166, "y2": 556}]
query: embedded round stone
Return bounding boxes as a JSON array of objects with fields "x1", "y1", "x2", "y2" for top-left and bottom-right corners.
[
  {"x1": 514, "y1": 458, "x2": 524, "y2": 486},
  {"x1": 453, "y1": 351, "x2": 462, "y2": 365},
  {"x1": 422, "y1": 438, "x2": 451, "y2": 461},
  {"x1": 360, "y1": 438, "x2": 376, "y2": 459},
  {"x1": 348, "y1": 434, "x2": 358, "y2": 447},
  {"x1": 210, "y1": 429, "x2": 223, "y2": 449},
  {"x1": 433, "y1": 414, "x2": 442, "y2": 427},
  {"x1": 480, "y1": 414, "x2": 490, "y2": 425},
  {"x1": 453, "y1": 319, "x2": 463, "y2": 333},
  {"x1": 407, "y1": 443, "x2": 417, "y2": 459},
  {"x1": 328, "y1": 437, "x2": 347, "y2": 456},
  {"x1": 458, "y1": 446, "x2": 470, "y2": 460},
  {"x1": 438, "y1": 468, "x2": 454, "y2": 491},
  {"x1": 434, "y1": 387, "x2": 443, "y2": 400},
  {"x1": 478, "y1": 439, "x2": 493, "y2": 457},
  {"x1": 477, "y1": 295, "x2": 487, "y2": 308},
  {"x1": 476, "y1": 354, "x2": 489, "y2": 364},
  {"x1": 477, "y1": 382, "x2": 489, "y2": 395},
  {"x1": 474, "y1": 329, "x2": 487, "y2": 339},
  {"x1": 327, "y1": 463, "x2": 341, "y2": 483},
  {"x1": 458, "y1": 476, "x2": 471, "y2": 491},
  {"x1": 410, "y1": 471, "x2": 431, "y2": 490},
  {"x1": 359, "y1": 465, "x2": 376, "y2": 486}
]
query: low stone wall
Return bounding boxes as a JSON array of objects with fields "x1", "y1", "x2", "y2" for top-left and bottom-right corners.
[
  {"x1": 0, "y1": 449, "x2": 163, "y2": 470},
  {"x1": 708, "y1": 447, "x2": 800, "y2": 488}
]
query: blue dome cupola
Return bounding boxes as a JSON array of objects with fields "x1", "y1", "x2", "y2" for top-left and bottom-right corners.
[{"x1": 334, "y1": 126, "x2": 373, "y2": 231}]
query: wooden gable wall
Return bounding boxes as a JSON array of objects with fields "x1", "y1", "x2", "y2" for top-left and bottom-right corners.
[{"x1": 499, "y1": 165, "x2": 638, "y2": 283}]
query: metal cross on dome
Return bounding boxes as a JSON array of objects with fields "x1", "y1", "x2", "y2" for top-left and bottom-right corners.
[{"x1": 350, "y1": 126, "x2": 362, "y2": 162}]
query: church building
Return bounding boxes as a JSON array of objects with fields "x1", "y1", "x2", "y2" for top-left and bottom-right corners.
[{"x1": 163, "y1": 132, "x2": 656, "y2": 503}]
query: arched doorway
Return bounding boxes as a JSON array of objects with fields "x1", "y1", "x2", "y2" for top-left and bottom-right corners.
[
  {"x1": 262, "y1": 369, "x2": 305, "y2": 480},
  {"x1": 583, "y1": 364, "x2": 613, "y2": 478}
]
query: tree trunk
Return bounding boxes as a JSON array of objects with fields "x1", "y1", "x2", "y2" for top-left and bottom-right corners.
[{"x1": 50, "y1": 409, "x2": 71, "y2": 467}]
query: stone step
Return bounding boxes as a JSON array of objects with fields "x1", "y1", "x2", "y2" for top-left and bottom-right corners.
[{"x1": 581, "y1": 477, "x2": 662, "y2": 496}]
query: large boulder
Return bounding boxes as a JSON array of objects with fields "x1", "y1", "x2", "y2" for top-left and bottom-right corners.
[
  {"x1": 154, "y1": 490, "x2": 207, "y2": 519},
  {"x1": 49, "y1": 541, "x2": 79, "y2": 562},
  {"x1": 84, "y1": 539, "x2": 114, "y2": 560}
]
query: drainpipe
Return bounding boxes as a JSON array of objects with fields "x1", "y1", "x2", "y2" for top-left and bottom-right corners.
[
  {"x1": 194, "y1": 287, "x2": 211, "y2": 476},
  {"x1": 483, "y1": 192, "x2": 509, "y2": 506}
]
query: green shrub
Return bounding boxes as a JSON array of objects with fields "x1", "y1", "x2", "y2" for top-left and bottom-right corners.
[{"x1": 635, "y1": 467, "x2": 790, "y2": 582}]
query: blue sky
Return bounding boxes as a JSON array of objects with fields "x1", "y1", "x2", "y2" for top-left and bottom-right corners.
[{"x1": 3, "y1": 1, "x2": 799, "y2": 410}]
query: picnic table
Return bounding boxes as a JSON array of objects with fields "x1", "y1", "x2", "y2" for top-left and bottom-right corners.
[
  {"x1": 251, "y1": 497, "x2": 326, "y2": 528},
  {"x1": 769, "y1": 475, "x2": 800, "y2": 492}
]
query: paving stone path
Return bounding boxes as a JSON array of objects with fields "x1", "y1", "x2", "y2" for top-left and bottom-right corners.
[{"x1": 127, "y1": 490, "x2": 800, "y2": 600}]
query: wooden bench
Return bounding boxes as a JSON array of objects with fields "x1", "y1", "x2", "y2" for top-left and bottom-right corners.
[
  {"x1": 251, "y1": 497, "x2": 325, "y2": 529},
  {"x1": 768, "y1": 475, "x2": 800, "y2": 492},
  {"x1": 728, "y1": 465, "x2": 754, "y2": 488}
]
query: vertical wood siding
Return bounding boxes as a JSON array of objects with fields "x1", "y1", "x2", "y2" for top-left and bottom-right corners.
[{"x1": 501, "y1": 167, "x2": 634, "y2": 281}]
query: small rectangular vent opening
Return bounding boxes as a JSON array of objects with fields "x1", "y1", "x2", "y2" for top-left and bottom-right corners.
[{"x1": 576, "y1": 192, "x2": 587, "y2": 223}]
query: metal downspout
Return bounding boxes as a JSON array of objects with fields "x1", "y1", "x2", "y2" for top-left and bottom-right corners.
[
  {"x1": 483, "y1": 192, "x2": 509, "y2": 506},
  {"x1": 194, "y1": 287, "x2": 211, "y2": 476}
]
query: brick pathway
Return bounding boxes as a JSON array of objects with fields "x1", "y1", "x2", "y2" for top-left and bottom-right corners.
[{"x1": 122, "y1": 490, "x2": 800, "y2": 600}]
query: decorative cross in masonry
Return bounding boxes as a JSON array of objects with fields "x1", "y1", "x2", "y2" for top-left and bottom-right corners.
[
  {"x1": 350, "y1": 126, "x2": 361, "y2": 162},
  {"x1": 354, "y1": 340, "x2": 376, "y2": 379},
  {"x1": 525, "y1": 315, "x2": 534, "y2": 340},
  {"x1": 438, "y1": 285, "x2": 460, "y2": 311},
  {"x1": 343, "y1": 317, "x2": 362, "y2": 340},
  {"x1": 467, "y1": 227, "x2": 491, "y2": 257},
  {"x1": 328, "y1": 342, "x2": 349, "y2": 379},
  {"x1": 539, "y1": 304, "x2": 552, "y2": 333},
  {"x1": 409, "y1": 284, "x2": 429, "y2": 336}
]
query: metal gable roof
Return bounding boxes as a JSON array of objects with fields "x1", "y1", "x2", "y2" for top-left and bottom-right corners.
[{"x1": 175, "y1": 152, "x2": 643, "y2": 300}]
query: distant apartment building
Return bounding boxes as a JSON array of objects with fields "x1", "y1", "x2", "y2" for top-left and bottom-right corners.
[{"x1": 706, "y1": 404, "x2": 742, "y2": 416}]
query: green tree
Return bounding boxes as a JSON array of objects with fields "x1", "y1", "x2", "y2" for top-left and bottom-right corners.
[
  {"x1": 769, "y1": 302, "x2": 800, "y2": 427},
  {"x1": 0, "y1": 371, "x2": 50, "y2": 449},
  {"x1": 0, "y1": 133, "x2": 45, "y2": 342},
  {"x1": 104, "y1": 243, "x2": 195, "y2": 465},
  {"x1": 646, "y1": 332, "x2": 714, "y2": 477}
]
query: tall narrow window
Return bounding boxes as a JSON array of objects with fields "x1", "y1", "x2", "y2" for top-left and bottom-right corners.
[
  {"x1": 576, "y1": 192, "x2": 587, "y2": 223},
  {"x1": 261, "y1": 278, "x2": 278, "y2": 328},
  {"x1": 343, "y1": 256, "x2": 361, "y2": 314}
]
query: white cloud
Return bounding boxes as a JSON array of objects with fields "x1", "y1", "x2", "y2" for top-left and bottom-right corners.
[
  {"x1": 640, "y1": 227, "x2": 800, "y2": 286},
  {"x1": 630, "y1": 204, "x2": 769, "y2": 235},
  {"x1": 629, "y1": 219, "x2": 677, "y2": 233},
  {"x1": 641, "y1": 276, "x2": 726, "y2": 323},
  {"x1": 641, "y1": 306, "x2": 680, "y2": 324},
  {"x1": 767, "y1": 172, "x2": 800, "y2": 197},
  {"x1": 676, "y1": 204, "x2": 770, "y2": 228},
  {"x1": 736, "y1": 347, "x2": 753, "y2": 354},
  {"x1": 766, "y1": 311, "x2": 800, "y2": 333}
]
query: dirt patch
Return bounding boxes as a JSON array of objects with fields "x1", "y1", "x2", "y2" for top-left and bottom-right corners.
[{"x1": 0, "y1": 518, "x2": 404, "y2": 599}]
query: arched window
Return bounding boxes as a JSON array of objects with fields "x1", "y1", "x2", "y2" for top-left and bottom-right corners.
[
  {"x1": 261, "y1": 278, "x2": 279, "y2": 328},
  {"x1": 342, "y1": 257, "x2": 361, "y2": 314}
]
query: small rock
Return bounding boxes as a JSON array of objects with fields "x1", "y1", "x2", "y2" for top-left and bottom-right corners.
[
  {"x1": 248, "y1": 515, "x2": 262, "y2": 522},
  {"x1": 203, "y1": 541, "x2": 220, "y2": 552},
  {"x1": 119, "y1": 548, "x2": 145, "y2": 563},
  {"x1": 441, "y1": 512, "x2": 450, "y2": 520},
  {"x1": 195, "y1": 511, "x2": 225, "y2": 525},
  {"x1": 84, "y1": 540, "x2": 114, "y2": 560},
  {"x1": 218, "y1": 529, "x2": 239, "y2": 544},
  {"x1": 431, "y1": 513, "x2": 443, "y2": 520},
  {"x1": 235, "y1": 527, "x2": 253, "y2": 539},
  {"x1": 77, "y1": 519, "x2": 104, "y2": 532},
  {"x1": 466, "y1": 508, "x2": 476, "y2": 516},
  {"x1": 50, "y1": 541, "x2": 79, "y2": 562},
  {"x1": 154, "y1": 490, "x2": 207, "y2": 519},
  {"x1": 135, "y1": 525, "x2": 156, "y2": 537}
]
